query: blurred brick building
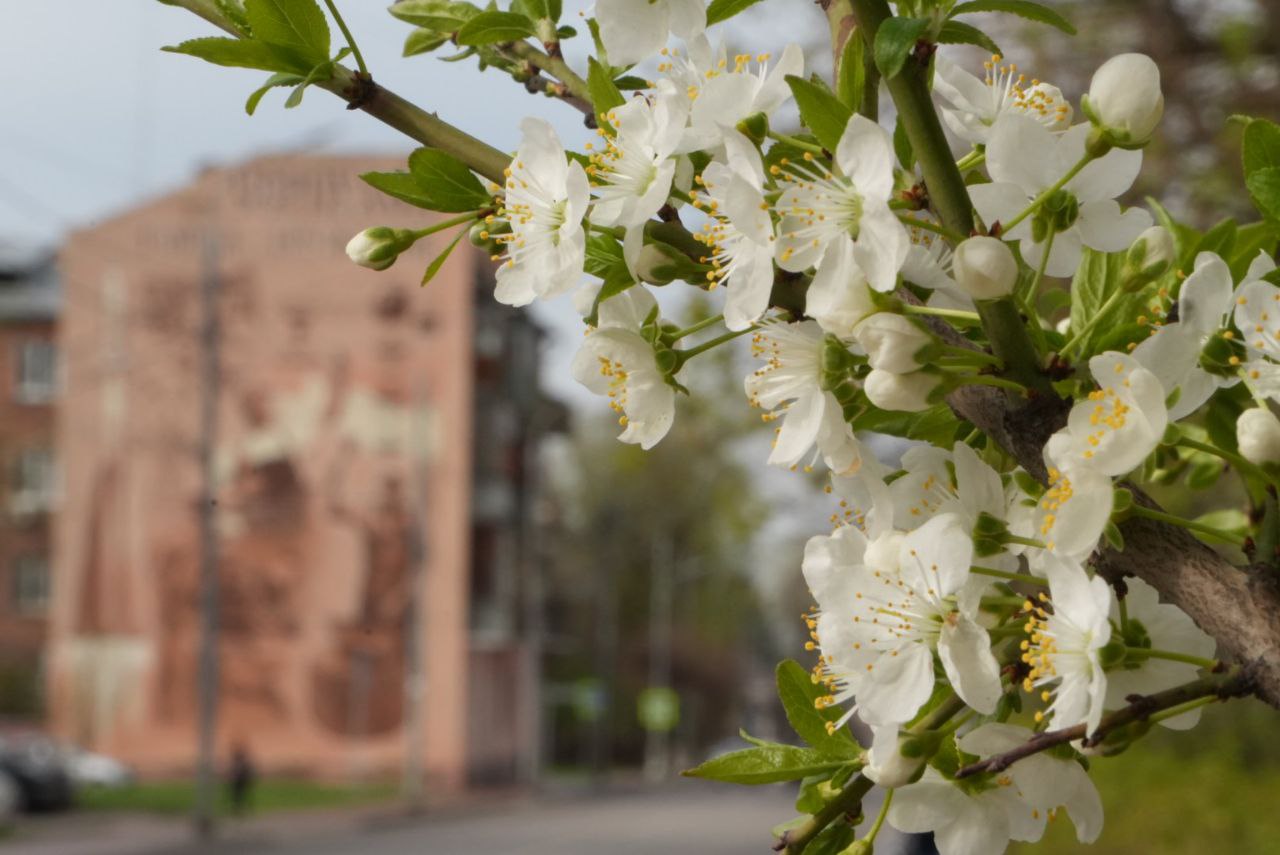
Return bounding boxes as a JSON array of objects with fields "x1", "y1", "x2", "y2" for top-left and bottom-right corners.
[
  {"x1": 0, "y1": 246, "x2": 58, "y2": 718},
  {"x1": 48, "y1": 154, "x2": 559, "y2": 789}
]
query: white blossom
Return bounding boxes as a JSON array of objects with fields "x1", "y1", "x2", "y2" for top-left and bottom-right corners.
[
  {"x1": 971, "y1": 114, "x2": 1151, "y2": 277},
  {"x1": 1062, "y1": 352, "x2": 1169, "y2": 477},
  {"x1": 494, "y1": 118, "x2": 589, "y2": 306},
  {"x1": 1238, "y1": 407, "x2": 1280, "y2": 465},
  {"x1": 690, "y1": 130, "x2": 775, "y2": 331},
  {"x1": 1032, "y1": 432, "x2": 1115, "y2": 562},
  {"x1": 952, "y1": 236, "x2": 1019, "y2": 300},
  {"x1": 745, "y1": 321, "x2": 862, "y2": 473},
  {"x1": 934, "y1": 54, "x2": 1072, "y2": 145},
  {"x1": 854, "y1": 313, "x2": 934, "y2": 374},
  {"x1": 571, "y1": 286, "x2": 674, "y2": 449},
  {"x1": 889, "y1": 767, "x2": 1045, "y2": 855},
  {"x1": 864, "y1": 368, "x2": 941, "y2": 413},
  {"x1": 775, "y1": 114, "x2": 908, "y2": 293},
  {"x1": 595, "y1": 0, "x2": 705, "y2": 67}
]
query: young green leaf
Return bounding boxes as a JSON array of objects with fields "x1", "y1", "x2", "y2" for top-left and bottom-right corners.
[
  {"x1": 873, "y1": 16, "x2": 929, "y2": 79},
  {"x1": 1247, "y1": 168, "x2": 1280, "y2": 222},
  {"x1": 407, "y1": 148, "x2": 493, "y2": 212},
  {"x1": 282, "y1": 57, "x2": 338, "y2": 108},
  {"x1": 775, "y1": 660, "x2": 861, "y2": 756},
  {"x1": 514, "y1": 0, "x2": 561, "y2": 23},
  {"x1": 162, "y1": 37, "x2": 313, "y2": 75},
  {"x1": 388, "y1": 0, "x2": 480, "y2": 31},
  {"x1": 360, "y1": 171, "x2": 440, "y2": 209},
  {"x1": 587, "y1": 57, "x2": 626, "y2": 130},
  {"x1": 1243, "y1": 118, "x2": 1280, "y2": 176},
  {"x1": 455, "y1": 10, "x2": 536, "y2": 46},
  {"x1": 1229, "y1": 221, "x2": 1279, "y2": 280},
  {"x1": 422, "y1": 226, "x2": 468, "y2": 285},
  {"x1": 706, "y1": 0, "x2": 764, "y2": 26},
  {"x1": 245, "y1": 71, "x2": 305, "y2": 114},
  {"x1": 244, "y1": 0, "x2": 330, "y2": 62},
  {"x1": 835, "y1": 32, "x2": 867, "y2": 113},
  {"x1": 584, "y1": 231, "x2": 627, "y2": 279},
  {"x1": 403, "y1": 28, "x2": 450, "y2": 57},
  {"x1": 936, "y1": 20, "x2": 1001, "y2": 55},
  {"x1": 682, "y1": 745, "x2": 853, "y2": 785},
  {"x1": 215, "y1": 0, "x2": 252, "y2": 35},
  {"x1": 785, "y1": 75, "x2": 851, "y2": 153},
  {"x1": 949, "y1": 0, "x2": 1076, "y2": 35}
]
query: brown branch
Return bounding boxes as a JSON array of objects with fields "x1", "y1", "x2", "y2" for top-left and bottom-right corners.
[
  {"x1": 954, "y1": 667, "x2": 1252, "y2": 780},
  {"x1": 776, "y1": 773, "x2": 873, "y2": 854}
]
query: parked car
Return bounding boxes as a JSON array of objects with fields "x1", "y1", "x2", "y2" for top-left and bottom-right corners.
[
  {"x1": 64, "y1": 747, "x2": 133, "y2": 788},
  {"x1": 0, "y1": 733, "x2": 74, "y2": 812}
]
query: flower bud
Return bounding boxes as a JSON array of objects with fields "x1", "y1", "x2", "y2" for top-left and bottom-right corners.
[
  {"x1": 1085, "y1": 53, "x2": 1164, "y2": 145},
  {"x1": 634, "y1": 241, "x2": 702, "y2": 286},
  {"x1": 864, "y1": 369, "x2": 941, "y2": 412},
  {"x1": 952, "y1": 236, "x2": 1018, "y2": 300},
  {"x1": 346, "y1": 226, "x2": 416, "y2": 271},
  {"x1": 864, "y1": 726, "x2": 925, "y2": 790},
  {"x1": 853, "y1": 313, "x2": 934, "y2": 374},
  {"x1": 1122, "y1": 226, "x2": 1174, "y2": 287},
  {"x1": 1237, "y1": 407, "x2": 1280, "y2": 465}
]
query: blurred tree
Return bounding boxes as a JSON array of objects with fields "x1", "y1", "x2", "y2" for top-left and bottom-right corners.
[{"x1": 545, "y1": 295, "x2": 777, "y2": 774}]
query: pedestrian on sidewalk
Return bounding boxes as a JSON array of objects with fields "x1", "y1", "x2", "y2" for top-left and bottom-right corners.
[{"x1": 227, "y1": 741, "x2": 257, "y2": 816}]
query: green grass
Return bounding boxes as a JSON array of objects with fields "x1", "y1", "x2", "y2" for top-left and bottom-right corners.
[
  {"x1": 1011, "y1": 702, "x2": 1280, "y2": 854},
  {"x1": 77, "y1": 778, "x2": 398, "y2": 816}
]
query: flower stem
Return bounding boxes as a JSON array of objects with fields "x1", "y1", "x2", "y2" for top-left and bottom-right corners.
[
  {"x1": 665, "y1": 315, "x2": 724, "y2": 343},
  {"x1": 956, "y1": 148, "x2": 986, "y2": 171},
  {"x1": 1147, "y1": 694, "x2": 1219, "y2": 725},
  {"x1": 1060, "y1": 287, "x2": 1126, "y2": 358},
  {"x1": 1003, "y1": 534, "x2": 1047, "y2": 550},
  {"x1": 1129, "y1": 505, "x2": 1246, "y2": 546},
  {"x1": 898, "y1": 215, "x2": 965, "y2": 244},
  {"x1": 1127, "y1": 647, "x2": 1219, "y2": 670},
  {"x1": 767, "y1": 130, "x2": 826, "y2": 156},
  {"x1": 865, "y1": 789, "x2": 893, "y2": 846},
  {"x1": 941, "y1": 345, "x2": 1001, "y2": 366},
  {"x1": 1024, "y1": 227, "x2": 1056, "y2": 308},
  {"x1": 1177, "y1": 435, "x2": 1278, "y2": 488},
  {"x1": 323, "y1": 0, "x2": 368, "y2": 76},
  {"x1": 972, "y1": 565, "x2": 1048, "y2": 586},
  {"x1": 899, "y1": 304, "x2": 981, "y2": 324},
  {"x1": 677, "y1": 327, "x2": 754, "y2": 362},
  {"x1": 1001, "y1": 153, "x2": 1094, "y2": 233},
  {"x1": 410, "y1": 210, "x2": 484, "y2": 240}
]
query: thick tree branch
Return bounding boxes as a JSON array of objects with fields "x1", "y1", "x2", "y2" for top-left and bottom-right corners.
[{"x1": 954, "y1": 667, "x2": 1252, "y2": 779}]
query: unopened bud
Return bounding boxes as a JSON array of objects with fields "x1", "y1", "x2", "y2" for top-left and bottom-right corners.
[
  {"x1": 346, "y1": 226, "x2": 416, "y2": 271},
  {"x1": 1122, "y1": 226, "x2": 1174, "y2": 287},
  {"x1": 853, "y1": 313, "x2": 934, "y2": 374},
  {"x1": 953, "y1": 236, "x2": 1018, "y2": 300},
  {"x1": 1237, "y1": 407, "x2": 1280, "y2": 465},
  {"x1": 1084, "y1": 53, "x2": 1164, "y2": 147},
  {"x1": 864, "y1": 369, "x2": 941, "y2": 412}
]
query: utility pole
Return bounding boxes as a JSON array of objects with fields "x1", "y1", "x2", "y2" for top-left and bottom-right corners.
[
  {"x1": 193, "y1": 232, "x2": 221, "y2": 839},
  {"x1": 401, "y1": 379, "x2": 430, "y2": 810},
  {"x1": 517, "y1": 414, "x2": 546, "y2": 788}
]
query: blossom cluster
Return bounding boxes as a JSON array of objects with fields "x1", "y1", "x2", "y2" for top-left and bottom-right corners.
[{"x1": 317, "y1": 0, "x2": 1280, "y2": 851}]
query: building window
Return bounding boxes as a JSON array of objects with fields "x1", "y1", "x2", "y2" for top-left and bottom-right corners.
[
  {"x1": 10, "y1": 448, "x2": 55, "y2": 516},
  {"x1": 13, "y1": 554, "x2": 49, "y2": 615},
  {"x1": 14, "y1": 340, "x2": 57, "y2": 404}
]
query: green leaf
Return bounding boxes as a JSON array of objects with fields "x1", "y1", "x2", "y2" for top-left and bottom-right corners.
[
  {"x1": 282, "y1": 57, "x2": 337, "y2": 108},
  {"x1": 455, "y1": 10, "x2": 535, "y2": 45},
  {"x1": 804, "y1": 824, "x2": 857, "y2": 855},
  {"x1": 215, "y1": 0, "x2": 252, "y2": 35},
  {"x1": 835, "y1": 31, "x2": 867, "y2": 113},
  {"x1": 1068, "y1": 247, "x2": 1134, "y2": 359},
  {"x1": 873, "y1": 16, "x2": 929, "y2": 79},
  {"x1": 422, "y1": 226, "x2": 468, "y2": 285},
  {"x1": 403, "y1": 27, "x2": 450, "y2": 57},
  {"x1": 851, "y1": 404, "x2": 962, "y2": 446},
  {"x1": 388, "y1": 0, "x2": 480, "y2": 31},
  {"x1": 1229, "y1": 221, "x2": 1279, "y2": 280},
  {"x1": 407, "y1": 148, "x2": 492, "y2": 212},
  {"x1": 360, "y1": 171, "x2": 438, "y2": 209},
  {"x1": 162, "y1": 37, "x2": 312, "y2": 74},
  {"x1": 514, "y1": 0, "x2": 561, "y2": 22},
  {"x1": 950, "y1": 0, "x2": 1076, "y2": 35},
  {"x1": 1247, "y1": 167, "x2": 1280, "y2": 221},
  {"x1": 1243, "y1": 118, "x2": 1280, "y2": 177},
  {"x1": 585, "y1": 267, "x2": 635, "y2": 326},
  {"x1": 244, "y1": 0, "x2": 330, "y2": 62},
  {"x1": 584, "y1": 232, "x2": 627, "y2": 279},
  {"x1": 587, "y1": 57, "x2": 626, "y2": 130},
  {"x1": 1194, "y1": 217, "x2": 1238, "y2": 261},
  {"x1": 785, "y1": 75, "x2": 851, "y2": 153},
  {"x1": 706, "y1": 0, "x2": 763, "y2": 26},
  {"x1": 936, "y1": 20, "x2": 1001, "y2": 55},
  {"x1": 776, "y1": 660, "x2": 861, "y2": 756},
  {"x1": 244, "y1": 71, "x2": 305, "y2": 114},
  {"x1": 682, "y1": 744, "x2": 852, "y2": 785}
]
